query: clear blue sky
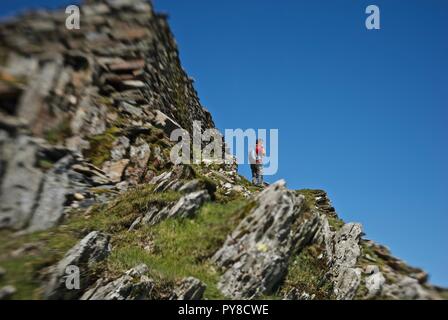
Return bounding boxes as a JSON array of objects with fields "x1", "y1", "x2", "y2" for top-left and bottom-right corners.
[{"x1": 1, "y1": 1, "x2": 447, "y2": 287}]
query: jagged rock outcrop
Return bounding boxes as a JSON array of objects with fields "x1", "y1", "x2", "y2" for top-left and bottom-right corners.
[
  {"x1": 44, "y1": 231, "x2": 111, "y2": 300},
  {"x1": 301, "y1": 190, "x2": 446, "y2": 300},
  {"x1": 318, "y1": 221, "x2": 364, "y2": 300},
  {"x1": 0, "y1": 136, "x2": 46, "y2": 230},
  {"x1": 172, "y1": 277, "x2": 207, "y2": 300},
  {"x1": 212, "y1": 180, "x2": 306, "y2": 298},
  {"x1": 143, "y1": 190, "x2": 210, "y2": 225},
  {"x1": 364, "y1": 265, "x2": 385, "y2": 298},
  {"x1": 81, "y1": 264, "x2": 154, "y2": 300}
]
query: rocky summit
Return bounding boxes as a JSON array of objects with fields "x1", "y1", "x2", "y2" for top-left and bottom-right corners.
[{"x1": 0, "y1": 0, "x2": 446, "y2": 300}]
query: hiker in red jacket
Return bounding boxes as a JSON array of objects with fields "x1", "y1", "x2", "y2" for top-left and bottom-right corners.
[{"x1": 249, "y1": 139, "x2": 265, "y2": 186}]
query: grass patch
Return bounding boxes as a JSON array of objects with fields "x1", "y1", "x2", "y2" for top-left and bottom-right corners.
[
  {"x1": 0, "y1": 166, "x2": 257, "y2": 300},
  {"x1": 280, "y1": 244, "x2": 334, "y2": 300},
  {"x1": 65, "y1": 185, "x2": 181, "y2": 234},
  {"x1": 296, "y1": 189, "x2": 318, "y2": 213},
  {"x1": 107, "y1": 199, "x2": 251, "y2": 299},
  {"x1": 327, "y1": 216, "x2": 345, "y2": 232},
  {"x1": 0, "y1": 229, "x2": 79, "y2": 299},
  {"x1": 0, "y1": 186, "x2": 181, "y2": 299}
]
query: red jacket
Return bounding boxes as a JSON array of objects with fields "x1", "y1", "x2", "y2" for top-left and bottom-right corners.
[{"x1": 255, "y1": 145, "x2": 264, "y2": 164}]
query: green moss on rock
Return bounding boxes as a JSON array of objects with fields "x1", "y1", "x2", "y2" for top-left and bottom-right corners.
[{"x1": 83, "y1": 126, "x2": 121, "y2": 167}]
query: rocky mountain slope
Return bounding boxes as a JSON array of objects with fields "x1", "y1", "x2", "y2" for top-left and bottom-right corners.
[{"x1": 0, "y1": 0, "x2": 446, "y2": 300}]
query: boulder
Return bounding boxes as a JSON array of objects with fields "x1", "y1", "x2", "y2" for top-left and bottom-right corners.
[
  {"x1": 382, "y1": 275, "x2": 438, "y2": 300},
  {"x1": 172, "y1": 277, "x2": 206, "y2": 300},
  {"x1": 0, "y1": 136, "x2": 44, "y2": 229},
  {"x1": 81, "y1": 264, "x2": 154, "y2": 300},
  {"x1": 110, "y1": 136, "x2": 130, "y2": 161},
  {"x1": 212, "y1": 180, "x2": 305, "y2": 298},
  {"x1": 178, "y1": 179, "x2": 202, "y2": 194},
  {"x1": 0, "y1": 285, "x2": 16, "y2": 300},
  {"x1": 124, "y1": 138, "x2": 150, "y2": 184},
  {"x1": 44, "y1": 231, "x2": 111, "y2": 300},
  {"x1": 331, "y1": 223, "x2": 363, "y2": 300},
  {"x1": 365, "y1": 270, "x2": 386, "y2": 298},
  {"x1": 102, "y1": 159, "x2": 129, "y2": 183},
  {"x1": 26, "y1": 155, "x2": 74, "y2": 232},
  {"x1": 143, "y1": 190, "x2": 210, "y2": 225},
  {"x1": 71, "y1": 163, "x2": 111, "y2": 185}
]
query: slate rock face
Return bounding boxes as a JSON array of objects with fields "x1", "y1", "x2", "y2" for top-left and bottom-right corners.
[
  {"x1": 44, "y1": 231, "x2": 111, "y2": 300},
  {"x1": 331, "y1": 223, "x2": 364, "y2": 300},
  {"x1": 81, "y1": 264, "x2": 154, "y2": 300},
  {"x1": 26, "y1": 155, "x2": 74, "y2": 232},
  {"x1": 143, "y1": 190, "x2": 210, "y2": 225},
  {"x1": 0, "y1": 0, "x2": 216, "y2": 232},
  {"x1": 0, "y1": 136, "x2": 44, "y2": 230},
  {"x1": 212, "y1": 180, "x2": 305, "y2": 298},
  {"x1": 172, "y1": 277, "x2": 207, "y2": 300}
]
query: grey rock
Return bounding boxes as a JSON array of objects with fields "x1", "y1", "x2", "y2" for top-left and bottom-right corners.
[
  {"x1": 71, "y1": 163, "x2": 111, "y2": 186},
  {"x1": 309, "y1": 211, "x2": 364, "y2": 300},
  {"x1": 212, "y1": 180, "x2": 305, "y2": 298},
  {"x1": 44, "y1": 231, "x2": 111, "y2": 300},
  {"x1": 333, "y1": 223, "x2": 363, "y2": 270},
  {"x1": 27, "y1": 155, "x2": 74, "y2": 232},
  {"x1": 70, "y1": 96, "x2": 107, "y2": 138},
  {"x1": 315, "y1": 218, "x2": 363, "y2": 300},
  {"x1": 3, "y1": 53, "x2": 38, "y2": 77},
  {"x1": 167, "y1": 190, "x2": 210, "y2": 219},
  {"x1": 17, "y1": 59, "x2": 61, "y2": 124},
  {"x1": 382, "y1": 275, "x2": 438, "y2": 300},
  {"x1": 124, "y1": 138, "x2": 150, "y2": 184},
  {"x1": 81, "y1": 264, "x2": 154, "y2": 300},
  {"x1": 0, "y1": 136, "x2": 44, "y2": 229},
  {"x1": 333, "y1": 268, "x2": 362, "y2": 300},
  {"x1": 150, "y1": 171, "x2": 173, "y2": 192},
  {"x1": 152, "y1": 110, "x2": 181, "y2": 135},
  {"x1": 110, "y1": 136, "x2": 130, "y2": 161},
  {"x1": 102, "y1": 159, "x2": 130, "y2": 183},
  {"x1": 365, "y1": 265, "x2": 380, "y2": 275},
  {"x1": 119, "y1": 101, "x2": 143, "y2": 118},
  {"x1": 365, "y1": 271, "x2": 386, "y2": 298},
  {"x1": 284, "y1": 289, "x2": 315, "y2": 300},
  {"x1": 178, "y1": 179, "x2": 201, "y2": 194},
  {"x1": 128, "y1": 216, "x2": 142, "y2": 231},
  {"x1": 331, "y1": 223, "x2": 363, "y2": 300},
  {"x1": 173, "y1": 277, "x2": 206, "y2": 300},
  {"x1": 0, "y1": 285, "x2": 16, "y2": 300},
  {"x1": 143, "y1": 190, "x2": 210, "y2": 225},
  {"x1": 121, "y1": 80, "x2": 145, "y2": 89}
]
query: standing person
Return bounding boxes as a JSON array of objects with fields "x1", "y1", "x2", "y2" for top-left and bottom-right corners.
[{"x1": 249, "y1": 139, "x2": 265, "y2": 186}]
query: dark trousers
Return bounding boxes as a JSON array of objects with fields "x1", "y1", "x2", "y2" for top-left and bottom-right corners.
[{"x1": 250, "y1": 163, "x2": 263, "y2": 185}]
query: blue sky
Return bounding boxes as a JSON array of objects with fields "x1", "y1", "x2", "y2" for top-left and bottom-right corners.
[{"x1": 1, "y1": 1, "x2": 447, "y2": 287}]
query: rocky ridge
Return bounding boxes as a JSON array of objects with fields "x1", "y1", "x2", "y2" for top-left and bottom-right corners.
[{"x1": 0, "y1": 0, "x2": 446, "y2": 300}]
